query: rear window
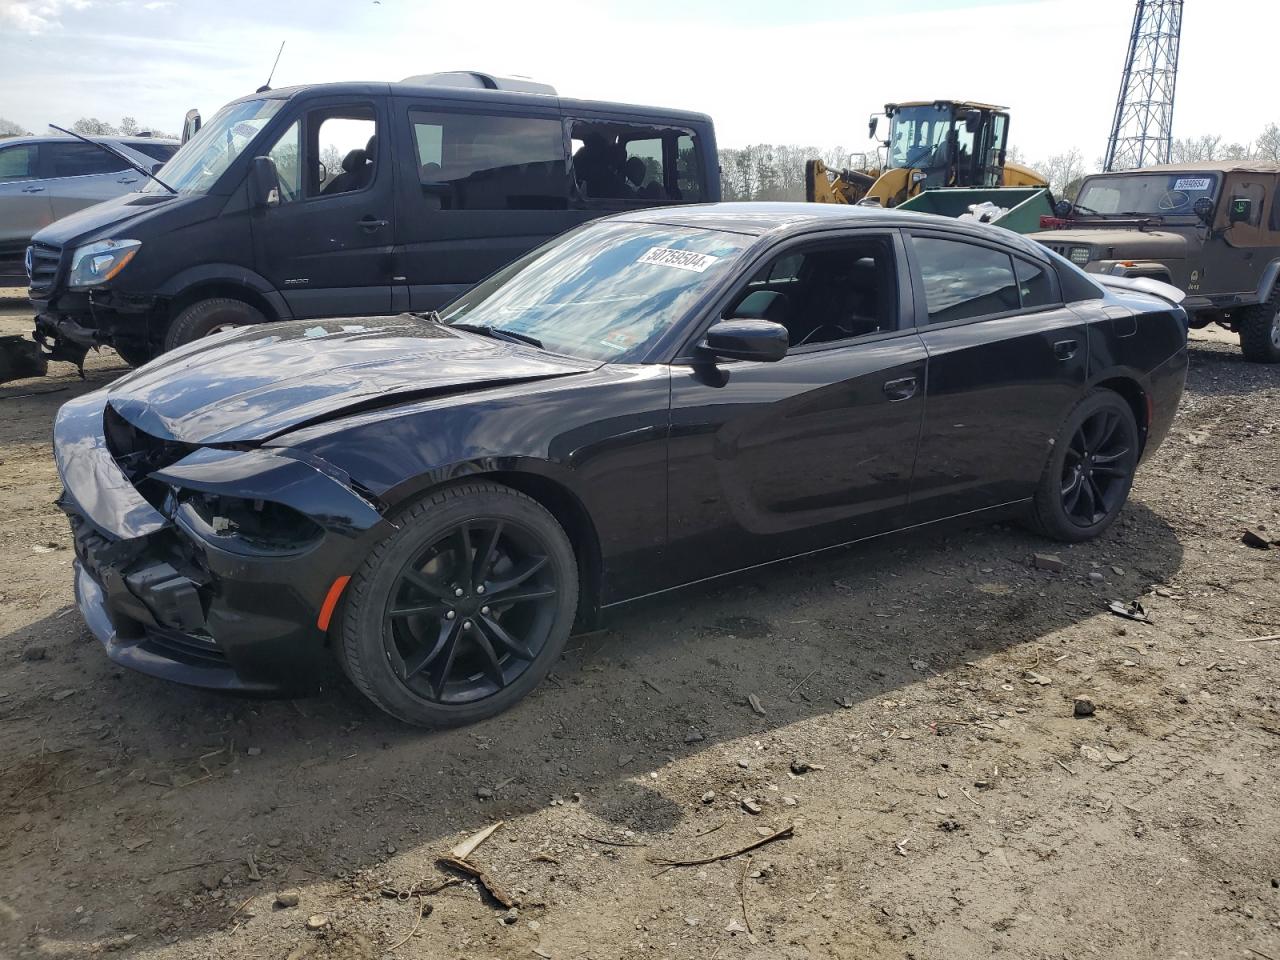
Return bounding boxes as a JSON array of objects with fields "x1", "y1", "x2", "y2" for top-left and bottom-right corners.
[
  {"x1": 569, "y1": 120, "x2": 706, "y2": 205},
  {"x1": 409, "y1": 110, "x2": 568, "y2": 211},
  {"x1": 128, "y1": 142, "x2": 179, "y2": 163},
  {"x1": 45, "y1": 142, "x2": 130, "y2": 177}
]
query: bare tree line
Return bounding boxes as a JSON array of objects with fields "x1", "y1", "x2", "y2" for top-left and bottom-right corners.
[
  {"x1": 0, "y1": 116, "x2": 179, "y2": 140},
  {"x1": 723, "y1": 122, "x2": 1280, "y2": 202}
]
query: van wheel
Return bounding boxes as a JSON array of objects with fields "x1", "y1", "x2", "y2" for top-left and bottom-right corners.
[
  {"x1": 111, "y1": 340, "x2": 154, "y2": 368},
  {"x1": 164, "y1": 298, "x2": 265, "y2": 352},
  {"x1": 1237, "y1": 293, "x2": 1280, "y2": 364}
]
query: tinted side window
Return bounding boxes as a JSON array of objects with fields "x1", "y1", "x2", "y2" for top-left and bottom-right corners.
[
  {"x1": 129, "y1": 142, "x2": 178, "y2": 162},
  {"x1": 45, "y1": 143, "x2": 129, "y2": 177},
  {"x1": 1014, "y1": 256, "x2": 1056, "y2": 309},
  {"x1": 1270, "y1": 190, "x2": 1280, "y2": 233},
  {"x1": 912, "y1": 237, "x2": 1019, "y2": 324},
  {"x1": 0, "y1": 144, "x2": 37, "y2": 180},
  {"x1": 569, "y1": 120, "x2": 704, "y2": 204},
  {"x1": 410, "y1": 111, "x2": 567, "y2": 211}
]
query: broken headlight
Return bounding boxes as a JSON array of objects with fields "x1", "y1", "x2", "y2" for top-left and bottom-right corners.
[{"x1": 173, "y1": 491, "x2": 324, "y2": 555}]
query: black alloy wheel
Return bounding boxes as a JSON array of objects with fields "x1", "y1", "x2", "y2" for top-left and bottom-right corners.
[
  {"x1": 384, "y1": 519, "x2": 559, "y2": 705},
  {"x1": 1029, "y1": 389, "x2": 1139, "y2": 543},
  {"x1": 337, "y1": 482, "x2": 578, "y2": 727},
  {"x1": 1059, "y1": 407, "x2": 1134, "y2": 528}
]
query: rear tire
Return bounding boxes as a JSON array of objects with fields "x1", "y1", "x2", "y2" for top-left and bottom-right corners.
[
  {"x1": 336, "y1": 481, "x2": 578, "y2": 728},
  {"x1": 1237, "y1": 293, "x2": 1280, "y2": 364},
  {"x1": 163, "y1": 298, "x2": 265, "y2": 352},
  {"x1": 1028, "y1": 390, "x2": 1140, "y2": 543}
]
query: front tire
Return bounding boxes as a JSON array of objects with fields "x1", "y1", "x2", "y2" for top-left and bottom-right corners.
[
  {"x1": 336, "y1": 482, "x2": 578, "y2": 727},
  {"x1": 111, "y1": 339, "x2": 154, "y2": 368},
  {"x1": 1028, "y1": 390, "x2": 1140, "y2": 543},
  {"x1": 1237, "y1": 293, "x2": 1280, "y2": 364},
  {"x1": 163, "y1": 298, "x2": 265, "y2": 352}
]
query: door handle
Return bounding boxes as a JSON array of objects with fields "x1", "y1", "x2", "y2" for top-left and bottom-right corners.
[
  {"x1": 882, "y1": 376, "x2": 918, "y2": 401},
  {"x1": 21, "y1": 185, "x2": 45, "y2": 193},
  {"x1": 359, "y1": 217, "x2": 389, "y2": 232},
  {"x1": 1054, "y1": 339, "x2": 1079, "y2": 361}
]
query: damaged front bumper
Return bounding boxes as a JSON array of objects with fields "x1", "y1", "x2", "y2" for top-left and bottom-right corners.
[{"x1": 55, "y1": 391, "x2": 393, "y2": 696}]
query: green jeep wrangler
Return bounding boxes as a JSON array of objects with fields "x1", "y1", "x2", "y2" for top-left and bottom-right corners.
[{"x1": 1030, "y1": 162, "x2": 1280, "y2": 363}]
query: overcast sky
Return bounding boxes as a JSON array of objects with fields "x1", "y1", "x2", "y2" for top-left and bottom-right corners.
[{"x1": 0, "y1": 0, "x2": 1272, "y2": 164}]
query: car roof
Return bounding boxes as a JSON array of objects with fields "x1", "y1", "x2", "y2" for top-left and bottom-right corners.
[
  {"x1": 615, "y1": 202, "x2": 1054, "y2": 256},
  {"x1": 228, "y1": 81, "x2": 712, "y2": 125},
  {"x1": 1105, "y1": 161, "x2": 1280, "y2": 175},
  {"x1": 0, "y1": 135, "x2": 179, "y2": 147}
]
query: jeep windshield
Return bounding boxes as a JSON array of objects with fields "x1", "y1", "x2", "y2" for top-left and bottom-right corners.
[
  {"x1": 1074, "y1": 171, "x2": 1220, "y2": 217},
  {"x1": 141, "y1": 98, "x2": 284, "y2": 196}
]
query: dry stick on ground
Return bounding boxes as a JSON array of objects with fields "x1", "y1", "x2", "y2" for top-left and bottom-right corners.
[
  {"x1": 648, "y1": 824, "x2": 794, "y2": 867},
  {"x1": 436, "y1": 856, "x2": 516, "y2": 908},
  {"x1": 739, "y1": 855, "x2": 754, "y2": 936},
  {"x1": 1235, "y1": 634, "x2": 1280, "y2": 643},
  {"x1": 789, "y1": 669, "x2": 818, "y2": 698},
  {"x1": 579, "y1": 833, "x2": 648, "y2": 847}
]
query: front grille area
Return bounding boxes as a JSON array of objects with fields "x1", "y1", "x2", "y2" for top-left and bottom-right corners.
[
  {"x1": 27, "y1": 241, "x2": 62, "y2": 293},
  {"x1": 143, "y1": 626, "x2": 227, "y2": 665},
  {"x1": 1042, "y1": 243, "x2": 1071, "y2": 258}
]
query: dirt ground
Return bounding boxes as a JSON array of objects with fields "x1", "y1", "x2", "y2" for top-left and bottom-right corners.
[{"x1": 0, "y1": 298, "x2": 1276, "y2": 960}]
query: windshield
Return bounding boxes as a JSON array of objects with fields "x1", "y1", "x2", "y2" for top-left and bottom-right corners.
[
  {"x1": 888, "y1": 105, "x2": 952, "y2": 170},
  {"x1": 142, "y1": 98, "x2": 284, "y2": 195},
  {"x1": 441, "y1": 221, "x2": 751, "y2": 362},
  {"x1": 1075, "y1": 171, "x2": 1219, "y2": 216}
]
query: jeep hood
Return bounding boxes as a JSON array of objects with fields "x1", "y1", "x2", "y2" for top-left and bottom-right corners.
[
  {"x1": 1032, "y1": 227, "x2": 1189, "y2": 260},
  {"x1": 103, "y1": 315, "x2": 598, "y2": 445}
]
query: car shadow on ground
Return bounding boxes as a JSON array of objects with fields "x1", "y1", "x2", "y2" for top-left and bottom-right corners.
[{"x1": 0, "y1": 491, "x2": 1184, "y2": 954}]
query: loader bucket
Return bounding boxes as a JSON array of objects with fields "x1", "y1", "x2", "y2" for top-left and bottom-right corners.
[{"x1": 896, "y1": 187, "x2": 1054, "y2": 234}]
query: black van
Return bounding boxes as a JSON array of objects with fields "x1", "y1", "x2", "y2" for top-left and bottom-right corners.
[{"x1": 28, "y1": 72, "x2": 719, "y2": 367}]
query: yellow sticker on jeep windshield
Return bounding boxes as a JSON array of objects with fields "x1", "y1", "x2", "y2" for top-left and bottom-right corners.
[{"x1": 637, "y1": 247, "x2": 720, "y2": 273}]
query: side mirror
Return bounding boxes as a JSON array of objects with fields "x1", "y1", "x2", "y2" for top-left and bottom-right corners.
[
  {"x1": 1228, "y1": 197, "x2": 1252, "y2": 224},
  {"x1": 701, "y1": 319, "x2": 789, "y2": 363},
  {"x1": 181, "y1": 108, "x2": 201, "y2": 146},
  {"x1": 248, "y1": 156, "x2": 281, "y2": 210},
  {"x1": 964, "y1": 109, "x2": 982, "y2": 133},
  {"x1": 868, "y1": 115, "x2": 880, "y2": 140},
  {"x1": 1054, "y1": 199, "x2": 1074, "y2": 218},
  {"x1": 1193, "y1": 196, "x2": 1215, "y2": 225}
]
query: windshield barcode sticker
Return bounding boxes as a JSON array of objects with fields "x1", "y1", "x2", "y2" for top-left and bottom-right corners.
[
  {"x1": 637, "y1": 247, "x2": 720, "y2": 272},
  {"x1": 1173, "y1": 177, "x2": 1211, "y2": 191}
]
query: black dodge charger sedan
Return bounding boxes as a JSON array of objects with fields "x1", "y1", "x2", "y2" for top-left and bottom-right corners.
[{"x1": 54, "y1": 204, "x2": 1188, "y2": 726}]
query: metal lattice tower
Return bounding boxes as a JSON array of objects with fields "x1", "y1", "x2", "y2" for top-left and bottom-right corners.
[{"x1": 1104, "y1": 0, "x2": 1184, "y2": 171}]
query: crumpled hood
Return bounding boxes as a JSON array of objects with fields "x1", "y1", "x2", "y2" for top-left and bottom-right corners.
[
  {"x1": 104, "y1": 315, "x2": 598, "y2": 445},
  {"x1": 1031, "y1": 227, "x2": 1189, "y2": 260}
]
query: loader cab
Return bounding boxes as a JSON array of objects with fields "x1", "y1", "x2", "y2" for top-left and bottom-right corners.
[{"x1": 882, "y1": 100, "x2": 1009, "y2": 189}]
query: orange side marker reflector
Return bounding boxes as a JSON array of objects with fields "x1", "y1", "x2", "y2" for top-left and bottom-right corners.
[{"x1": 317, "y1": 575, "x2": 351, "y2": 631}]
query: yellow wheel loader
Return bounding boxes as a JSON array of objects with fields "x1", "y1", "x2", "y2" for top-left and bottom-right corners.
[{"x1": 805, "y1": 100, "x2": 1053, "y2": 232}]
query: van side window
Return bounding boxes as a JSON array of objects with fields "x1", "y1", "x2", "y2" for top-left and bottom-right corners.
[
  {"x1": 676, "y1": 134, "x2": 704, "y2": 202},
  {"x1": 568, "y1": 120, "x2": 704, "y2": 205},
  {"x1": 314, "y1": 109, "x2": 377, "y2": 197},
  {"x1": 409, "y1": 111, "x2": 567, "y2": 211},
  {"x1": 266, "y1": 121, "x2": 302, "y2": 203}
]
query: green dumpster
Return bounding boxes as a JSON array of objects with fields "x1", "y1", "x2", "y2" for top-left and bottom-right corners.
[{"x1": 896, "y1": 187, "x2": 1054, "y2": 234}]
